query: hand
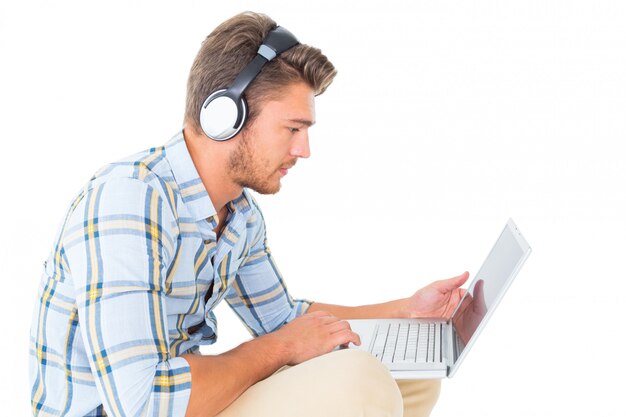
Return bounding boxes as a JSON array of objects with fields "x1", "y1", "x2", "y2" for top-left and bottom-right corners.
[
  {"x1": 272, "y1": 310, "x2": 361, "y2": 365},
  {"x1": 404, "y1": 272, "x2": 470, "y2": 319}
]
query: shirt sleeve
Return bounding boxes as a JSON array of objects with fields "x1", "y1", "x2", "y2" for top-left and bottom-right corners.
[
  {"x1": 64, "y1": 177, "x2": 191, "y2": 417},
  {"x1": 224, "y1": 204, "x2": 312, "y2": 337}
]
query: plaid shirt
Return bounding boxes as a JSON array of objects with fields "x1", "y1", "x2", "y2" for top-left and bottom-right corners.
[{"x1": 29, "y1": 131, "x2": 312, "y2": 416}]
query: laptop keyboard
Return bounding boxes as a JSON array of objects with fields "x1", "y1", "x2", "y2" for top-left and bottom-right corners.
[{"x1": 370, "y1": 322, "x2": 442, "y2": 363}]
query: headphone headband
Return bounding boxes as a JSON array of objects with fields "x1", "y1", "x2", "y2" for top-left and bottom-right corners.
[{"x1": 227, "y1": 26, "x2": 299, "y2": 102}]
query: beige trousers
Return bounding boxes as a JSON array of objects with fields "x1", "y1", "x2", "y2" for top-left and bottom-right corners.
[{"x1": 215, "y1": 349, "x2": 441, "y2": 417}]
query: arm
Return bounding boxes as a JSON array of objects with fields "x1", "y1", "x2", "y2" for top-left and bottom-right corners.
[
  {"x1": 225, "y1": 199, "x2": 311, "y2": 336},
  {"x1": 66, "y1": 179, "x2": 192, "y2": 416},
  {"x1": 307, "y1": 299, "x2": 411, "y2": 319},
  {"x1": 181, "y1": 332, "x2": 287, "y2": 417},
  {"x1": 181, "y1": 310, "x2": 360, "y2": 417},
  {"x1": 184, "y1": 196, "x2": 360, "y2": 416},
  {"x1": 308, "y1": 272, "x2": 470, "y2": 320}
]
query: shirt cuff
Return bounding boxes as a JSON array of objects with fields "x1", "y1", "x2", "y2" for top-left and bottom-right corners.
[
  {"x1": 151, "y1": 356, "x2": 192, "y2": 416},
  {"x1": 294, "y1": 299, "x2": 314, "y2": 316}
]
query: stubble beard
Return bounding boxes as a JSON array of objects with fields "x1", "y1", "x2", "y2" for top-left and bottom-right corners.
[{"x1": 227, "y1": 131, "x2": 282, "y2": 195}]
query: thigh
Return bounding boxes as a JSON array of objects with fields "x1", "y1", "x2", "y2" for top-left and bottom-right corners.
[
  {"x1": 215, "y1": 349, "x2": 403, "y2": 417},
  {"x1": 396, "y1": 379, "x2": 442, "y2": 417}
]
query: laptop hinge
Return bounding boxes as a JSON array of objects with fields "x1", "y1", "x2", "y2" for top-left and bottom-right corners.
[{"x1": 443, "y1": 320, "x2": 454, "y2": 375}]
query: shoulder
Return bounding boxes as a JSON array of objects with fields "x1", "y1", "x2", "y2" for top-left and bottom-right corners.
[
  {"x1": 63, "y1": 145, "x2": 182, "y2": 240},
  {"x1": 93, "y1": 145, "x2": 175, "y2": 193},
  {"x1": 77, "y1": 145, "x2": 179, "y2": 215}
]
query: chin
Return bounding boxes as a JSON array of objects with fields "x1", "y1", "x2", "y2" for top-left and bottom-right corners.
[{"x1": 249, "y1": 181, "x2": 281, "y2": 195}]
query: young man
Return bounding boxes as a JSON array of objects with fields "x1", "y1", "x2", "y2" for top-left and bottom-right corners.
[{"x1": 29, "y1": 12, "x2": 468, "y2": 417}]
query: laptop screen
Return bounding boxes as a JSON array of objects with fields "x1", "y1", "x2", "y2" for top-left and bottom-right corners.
[{"x1": 449, "y1": 219, "x2": 531, "y2": 376}]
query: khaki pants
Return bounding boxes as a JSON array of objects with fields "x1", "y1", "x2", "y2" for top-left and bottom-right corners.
[{"x1": 216, "y1": 349, "x2": 441, "y2": 417}]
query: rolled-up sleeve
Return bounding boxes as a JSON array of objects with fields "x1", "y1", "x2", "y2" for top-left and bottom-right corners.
[
  {"x1": 225, "y1": 205, "x2": 312, "y2": 337},
  {"x1": 64, "y1": 178, "x2": 191, "y2": 416}
]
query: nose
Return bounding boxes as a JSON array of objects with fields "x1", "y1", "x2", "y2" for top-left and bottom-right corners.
[{"x1": 290, "y1": 131, "x2": 311, "y2": 159}]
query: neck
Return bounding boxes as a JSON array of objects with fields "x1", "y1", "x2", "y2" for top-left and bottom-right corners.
[{"x1": 183, "y1": 127, "x2": 243, "y2": 214}]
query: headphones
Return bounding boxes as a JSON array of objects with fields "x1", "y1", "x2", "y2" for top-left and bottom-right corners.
[{"x1": 199, "y1": 26, "x2": 300, "y2": 141}]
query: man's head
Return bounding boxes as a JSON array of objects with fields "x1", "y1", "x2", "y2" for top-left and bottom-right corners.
[{"x1": 184, "y1": 12, "x2": 336, "y2": 195}]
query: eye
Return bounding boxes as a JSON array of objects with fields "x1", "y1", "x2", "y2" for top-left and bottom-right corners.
[{"x1": 288, "y1": 127, "x2": 300, "y2": 134}]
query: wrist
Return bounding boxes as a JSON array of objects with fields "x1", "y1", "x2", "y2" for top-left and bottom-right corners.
[
  {"x1": 398, "y1": 298, "x2": 431, "y2": 319},
  {"x1": 397, "y1": 297, "x2": 419, "y2": 318},
  {"x1": 260, "y1": 329, "x2": 294, "y2": 366}
]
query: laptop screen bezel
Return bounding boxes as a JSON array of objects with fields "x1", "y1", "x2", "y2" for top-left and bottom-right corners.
[{"x1": 447, "y1": 218, "x2": 532, "y2": 377}]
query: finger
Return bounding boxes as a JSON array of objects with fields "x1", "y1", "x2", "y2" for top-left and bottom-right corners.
[
  {"x1": 326, "y1": 319, "x2": 352, "y2": 334},
  {"x1": 432, "y1": 271, "x2": 470, "y2": 292},
  {"x1": 455, "y1": 292, "x2": 473, "y2": 316},
  {"x1": 333, "y1": 329, "x2": 361, "y2": 347}
]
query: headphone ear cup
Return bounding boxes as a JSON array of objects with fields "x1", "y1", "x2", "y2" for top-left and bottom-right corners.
[{"x1": 199, "y1": 89, "x2": 247, "y2": 141}]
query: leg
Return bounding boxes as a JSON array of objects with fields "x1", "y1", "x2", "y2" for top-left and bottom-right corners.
[
  {"x1": 215, "y1": 349, "x2": 403, "y2": 417},
  {"x1": 396, "y1": 379, "x2": 441, "y2": 417}
]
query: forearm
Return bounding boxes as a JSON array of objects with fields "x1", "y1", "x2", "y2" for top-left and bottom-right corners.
[
  {"x1": 307, "y1": 298, "x2": 411, "y2": 319},
  {"x1": 182, "y1": 332, "x2": 290, "y2": 417}
]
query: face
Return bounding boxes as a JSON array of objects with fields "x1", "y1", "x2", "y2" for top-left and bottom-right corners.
[{"x1": 228, "y1": 82, "x2": 316, "y2": 194}]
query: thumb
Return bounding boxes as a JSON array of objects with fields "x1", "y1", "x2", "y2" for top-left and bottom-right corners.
[{"x1": 433, "y1": 271, "x2": 469, "y2": 292}]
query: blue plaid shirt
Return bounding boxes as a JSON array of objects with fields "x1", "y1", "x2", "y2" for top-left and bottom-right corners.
[{"x1": 29, "y1": 131, "x2": 312, "y2": 416}]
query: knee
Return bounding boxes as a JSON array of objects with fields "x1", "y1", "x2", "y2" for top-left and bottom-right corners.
[{"x1": 322, "y1": 349, "x2": 404, "y2": 417}]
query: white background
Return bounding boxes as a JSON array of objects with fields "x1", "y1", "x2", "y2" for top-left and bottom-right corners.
[{"x1": 1, "y1": 1, "x2": 624, "y2": 416}]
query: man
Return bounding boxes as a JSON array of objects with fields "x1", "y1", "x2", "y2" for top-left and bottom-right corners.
[{"x1": 29, "y1": 12, "x2": 468, "y2": 417}]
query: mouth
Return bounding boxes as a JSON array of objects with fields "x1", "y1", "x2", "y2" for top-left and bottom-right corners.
[{"x1": 279, "y1": 161, "x2": 296, "y2": 177}]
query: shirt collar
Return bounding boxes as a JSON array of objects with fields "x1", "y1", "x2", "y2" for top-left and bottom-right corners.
[
  {"x1": 229, "y1": 191, "x2": 254, "y2": 215},
  {"x1": 164, "y1": 131, "x2": 216, "y2": 222},
  {"x1": 164, "y1": 131, "x2": 254, "y2": 223}
]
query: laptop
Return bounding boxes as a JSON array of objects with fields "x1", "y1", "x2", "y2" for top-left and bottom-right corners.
[{"x1": 346, "y1": 219, "x2": 531, "y2": 379}]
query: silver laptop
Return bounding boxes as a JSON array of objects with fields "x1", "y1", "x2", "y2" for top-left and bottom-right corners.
[{"x1": 346, "y1": 219, "x2": 531, "y2": 379}]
